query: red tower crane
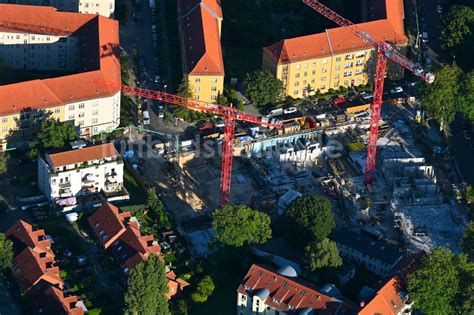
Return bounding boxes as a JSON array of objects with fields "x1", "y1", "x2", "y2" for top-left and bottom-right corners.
[
  {"x1": 95, "y1": 81, "x2": 282, "y2": 207},
  {"x1": 302, "y1": 0, "x2": 434, "y2": 185}
]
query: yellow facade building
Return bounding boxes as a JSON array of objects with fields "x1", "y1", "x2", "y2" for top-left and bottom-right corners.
[
  {"x1": 178, "y1": 0, "x2": 224, "y2": 103},
  {"x1": 263, "y1": 0, "x2": 408, "y2": 98}
]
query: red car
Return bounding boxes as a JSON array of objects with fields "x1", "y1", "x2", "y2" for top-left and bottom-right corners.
[
  {"x1": 331, "y1": 97, "x2": 346, "y2": 106},
  {"x1": 196, "y1": 121, "x2": 214, "y2": 131}
]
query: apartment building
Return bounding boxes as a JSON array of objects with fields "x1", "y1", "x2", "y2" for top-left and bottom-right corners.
[
  {"x1": 178, "y1": 0, "x2": 224, "y2": 103},
  {"x1": 237, "y1": 264, "x2": 352, "y2": 314},
  {"x1": 0, "y1": 5, "x2": 121, "y2": 150},
  {"x1": 38, "y1": 143, "x2": 124, "y2": 203},
  {"x1": 331, "y1": 229, "x2": 403, "y2": 276},
  {"x1": 262, "y1": 0, "x2": 408, "y2": 98},
  {"x1": 5, "y1": 220, "x2": 86, "y2": 314},
  {"x1": 0, "y1": 0, "x2": 115, "y2": 17}
]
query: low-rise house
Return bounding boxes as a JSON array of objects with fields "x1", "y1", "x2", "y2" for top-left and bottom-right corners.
[
  {"x1": 237, "y1": 264, "x2": 354, "y2": 314},
  {"x1": 38, "y1": 143, "x2": 125, "y2": 205},
  {"x1": 358, "y1": 277, "x2": 413, "y2": 315},
  {"x1": 5, "y1": 220, "x2": 85, "y2": 314},
  {"x1": 87, "y1": 203, "x2": 161, "y2": 274},
  {"x1": 331, "y1": 229, "x2": 404, "y2": 276},
  {"x1": 166, "y1": 270, "x2": 190, "y2": 299}
]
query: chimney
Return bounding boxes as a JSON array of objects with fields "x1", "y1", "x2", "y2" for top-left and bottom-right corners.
[{"x1": 360, "y1": 300, "x2": 365, "y2": 308}]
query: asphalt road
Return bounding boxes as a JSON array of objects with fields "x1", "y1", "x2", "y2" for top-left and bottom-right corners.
[{"x1": 446, "y1": 119, "x2": 474, "y2": 186}]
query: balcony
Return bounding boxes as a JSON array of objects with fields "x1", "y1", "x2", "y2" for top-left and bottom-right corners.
[{"x1": 59, "y1": 181, "x2": 71, "y2": 188}]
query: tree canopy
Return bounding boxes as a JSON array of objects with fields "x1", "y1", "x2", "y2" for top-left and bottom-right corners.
[
  {"x1": 282, "y1": 195, "x2": 335, "y2": 246},
  {"x1": 303, "y1": 238, "x2": 342, "y2": 271},
  {"x1": 462, "y1": 222, "x2": 474, "y2": 262},
  {"x1": 124, "y1": 254, "x2": 170, "y2": 315},
  {"x1": 408, "y1": 248, "x2": 460, "y2": 314},
  {"x1": 244, "y1": 70, "x2": 284, "y2": 108},
  {"x1": 440, "y1": 5, "x2": 474, "y2": 49},
  {"x1": 0, "y1": 233, "x2": 13, "y2": 273},
  {"x1": 460, "y1": 72, "x2": 474, "y2": 121},
  {"x1": 0, "y1": 152, "x2": 9, "y2": 175},
  {"x1": 212, "y1": 205, "x2": 272, "y2": 247},
  {"x1": 420, "y1": 65, "x2": 464, "y2": 127},
  {"x1": 28, "y1": 118, "x2": 77, "y2": 158},
  {"x1": 145, "y1": 188, "x2": 171, "y2": 230},
  {"x1": 191, "y1": 275, "x2": 215, "y2": 303}
]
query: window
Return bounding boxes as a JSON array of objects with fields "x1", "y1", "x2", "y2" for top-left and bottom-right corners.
[
  {"x1": 92, "y1": 118, "x2": 98, "y2": 124},
  {"x1": 334, "y1": 82, "x2": 339, "y2": 88},
  {"x1": 296, "y1": 64, "x2": 301, "y2": 70},
  {"x1": 78, "y1": 103, "x2": 85, "y2": 109},
  {"x1": 194, "y1": 87, "x2": 200, "y2": 92},
  {"x1": 322, "y1": 67, "x2": 327, "y2": 73},
  {"x1": 55, "y1": 108, "x2": 61, "y2": 114},
  {"x1": 78, "y1": 121, "x2": 84, "y2": 126},
  {"x1": 312, "y1": 62, "x2": 316, "y2": 66},
  {"x1": 78, "y1": 112, "x2": 85, "y2": 118},
  {"x1": 1, "y1": 127, "x2": 7, "y2": 132},
  {"x1": 336, "y1": 57, "x2": 341, "y2": 62},
  {"x1": 293, "y1": 90, "x2": 299, "y2": 95},
  {"x1": 344, "y1": 71, "x2": 353, "y2": 77},
  {"x1": 335, "y1": 74, "x2": 340, "y2": 79},
  {"x1": 68, "y1": 115, "x2": 74, "y2": 120},
  {"x1": 211, "y1": 78, "x2": 218, "y2": 83},
  {"x1": 312, "y1": 70, "x2": 316, "y2": 75},
  {"x1": 303, "y1": 72, "x2": 308, "y2": 77},
  {"x1": 335, "y1": 65, "x2": 340, "y2": 71},
  {"x1": 1, "y1": 117, "x2": 7, "y2": 123},
  {"x1": 92, "y1": 110, "x2": 98, "y2": 115},
  {"x1": 344, "y1": 62, "x2": 353, "y2": 68},
  {"x1": 322, "y1": 58, "x2": 328, "y2": 64},
  {"x1": 320, "y1": 85, "x2": 326, "y2": 90},
  {"x1": 355, "y1": 69, "x2": 363, "y2": 75},
  {"x1": 321, "y1": 77, "x2": 326, "y2": 82},
  {"x1": 69, "y1": 105, "x2": 75, "y2": 111},
  {"x1": 295, "y1": 73, "x2": 300, "y2": 78},
  {"x1": 211, "y1": 95, "x2": 217, "y2": 100},
  {"x1": 211, "y1": 87, "x2": 217, "y2": 92},
  {"x1": 294, "y1": 81, "x2": 300, "y2": 87},
  {"x1": 195, "y1": 78, "x2": 201, "y2": 83}
]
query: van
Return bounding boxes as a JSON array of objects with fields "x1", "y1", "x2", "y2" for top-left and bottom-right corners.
[
  {"x1": 266, "y1": 108, "x2": 283, "y2": 117},
  {"x1": 422, "y1": 32, "x2": 429, "y2": 43},
  {"x1": 143, "y1": 110, "x2": 150, "y2": 125}
]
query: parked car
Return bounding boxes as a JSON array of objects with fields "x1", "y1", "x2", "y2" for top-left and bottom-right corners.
[
  {"x1": 361, "y1": 92, "x2": 373, "y2": 100},
  {"x1": 154, "y1": 75, "x2": 161, "y2": 83},
  {"x1": 283, "y1": 106, "x2": 297, "y2": 114},
  {"x1": 266, "y1": 108, "x2": 283, "y2": 117},
  {"x1": 331, "y1": 97, "x2": 346, "y2": 105},
  {"x1": 437, "y1": 4, "x2": 443, "y2": 14},
  {"x1": 422, "y1": 32, "x2": 429, "y2": 43},
  {"x1": 425, "y1": 57, "x2": 432, "y2": 68},
  {"x1": 196, "y1": 120, "x2": 214, "y2": 131},
  {"x1": 463, "y1": 130, "x2": 472, "y2": 141},
  {"x1": 390, "y1": 86, "x2": 403, "y2": 94},
  {"x1": 214, "y1": 119, "x2": 225, "y2": 128},
  {"x1": 143, "y1": 110, "x2": 150, "y2": 125}
]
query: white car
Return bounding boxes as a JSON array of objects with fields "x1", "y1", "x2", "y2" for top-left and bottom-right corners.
[
  {"x1": 437, "y1": 5, "x2": 443, "y2": 14},
  {"x1": 390, "y1": 86, "x2": 403, "y2": 94},
  {"x1": 361, "y1": 92, "x2": 373, "y2": 100},
  {"x1": 283, "y1": 106, "x2": 297, "y2": 114}
]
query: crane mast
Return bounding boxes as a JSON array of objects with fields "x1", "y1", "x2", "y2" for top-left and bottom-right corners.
[
  {"x1": 95, "y1": 81, "x2": 282, "y2": 207},
  {"x1": 302, "y1": 0, "x2": 434, "y2": 184}
]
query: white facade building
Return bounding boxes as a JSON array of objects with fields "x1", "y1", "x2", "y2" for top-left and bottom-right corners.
[
  {"x1": 38, "y1": 143, "x2": 124, "y2": 202},
  {"x1": 0, "y1": 0, "x2": 115, "y2": 17}
]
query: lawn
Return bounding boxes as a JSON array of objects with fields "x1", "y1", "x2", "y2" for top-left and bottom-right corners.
[{"x1": 122, "y1": 167, "x2": 147, "y2": 206}]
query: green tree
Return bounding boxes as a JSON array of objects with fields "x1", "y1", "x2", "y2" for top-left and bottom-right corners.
[
  {"x1": 408, "y1": 248, "x2": 460, "y2": 314},
  {"x1": 466, "y1": 185, "x2": 474, "y2": 204},
  {"x1": 460, "y1": 71, "x2": 474, "y2": 121},
  {"x1": 212, "y1": 205, "x2": 272, "y2": 247},
  {"x1": 0, "y1": 152, "x2": 9, "y2": 175},
  {"x1": 176, "y1": 76, "x2": 194, "y2": 99},
  {"x1": 124, "y1": 254, "x2": 170, "y2": 315},
  {"x1": 456, "y1": 254, "x2": 474, "y2": 313},
  {"x1": 0, "y1": 233, "x2": 14, "y2": 272},
  {"x1": 244, "y1": 70, "x2": 284, "y2": 108},
  {"x1": 38, "y1": 118, "x2": 77, "y2": 149},
  {"x1": 303, "y1": 238, "x2": 342, "y2": 271},
  {"x1": 191, "y1": 275, "x2": 215, "y2": 303},
  {"x1": 145, "y1": 188, "x2": 171, "y2": 230},
  {"x1": 440, "y1": 6, "x2": 474, "y2": 49},
  {"x1": 420, "y1": 65, "x2": 464, "y2": 128},
  {"x1": 282, "y1": 195, "x2": 335, "y2": 246},
  {"x1": 462, "y1": 222, "x2": 474, "y2": 262},
  {"x1": 171, "y1": 299, "x2": 188, "y2": 315}
]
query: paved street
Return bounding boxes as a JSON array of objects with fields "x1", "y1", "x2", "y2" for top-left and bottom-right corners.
[{"x1": 446, "y1": 120, "x2": 474, "y2": 186}]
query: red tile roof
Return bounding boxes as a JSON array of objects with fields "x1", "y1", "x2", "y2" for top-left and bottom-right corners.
[
  {"x1": 181, "y1": 0, "x2": 223, "y2": 19},
  {"x1": 12, "y1": 247, "x2": 63, "y2": 292},
  {"x1": 166, "y1": 271, "x2": 190, "y2": 299},
  {"x1": 87, "y1": 202, "x2": 129, "y2": 249},
  {"x1": 47, "y1": 143, "x2": 119, "y2": 168},
  {"x1": 238, "y1": 264, "x2": 347, "y2": 313},
  {"x1": 0, "y1": 5, "x2": 120, "y2": 116},
  {"x1": 180, "y1": 0, "x2": 224, "y2": 75},
  {"x1": 5, "y1": 220, "x2": 53, "y2": 255},
  {"x1": 88, "y1": 203, "x2": 161, "y2": 273},
  {"x1": 359, "y1": 277, "x2": 408, "y2": 315},
  {"x1": 42, "y1": 286, "x2": 85, "y2": 315},
  {"x1": 264, "y1": 0, "x2": 408, "y2": 64}
]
